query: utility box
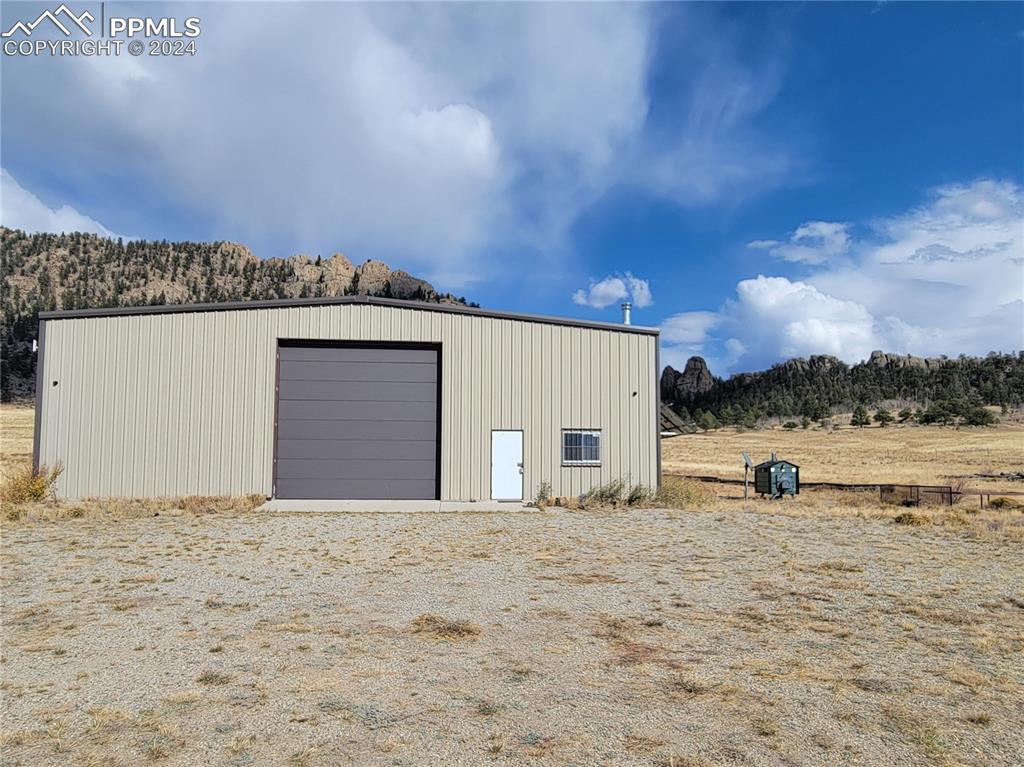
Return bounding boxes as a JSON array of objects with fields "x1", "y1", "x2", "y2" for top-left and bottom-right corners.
[{"x1": 755, "y1": 458, "x2": 799, "y2": 498}]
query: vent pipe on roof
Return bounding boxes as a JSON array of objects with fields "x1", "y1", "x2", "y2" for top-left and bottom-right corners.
[{"x1": 621, "y1": 302, "x2": 632, "y2": 325}]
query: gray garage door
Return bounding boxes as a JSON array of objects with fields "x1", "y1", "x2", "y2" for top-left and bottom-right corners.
[{"x1": 274, "y1": 345, "x2": 439, "y2": 499}]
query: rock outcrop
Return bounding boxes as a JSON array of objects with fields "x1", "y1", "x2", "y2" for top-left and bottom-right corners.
[
  {"x1": 388, "y1": 270, "x2": 434, "y2": 300},
  {"x1": 867, "y1": 350, "x2": 944, "y2": 370},
  {"x1": 661, "y1": 356, "x2": 717, "y2": 403},
  {"x1": 321, "y1": 253, "x2": 355, "y2": 294},
  {"x1": 354, "y1": 260, "x2": 391, "y2": 295},
  {"x1": 0, "y1": 226, "x2": 469, "y2": 400}
]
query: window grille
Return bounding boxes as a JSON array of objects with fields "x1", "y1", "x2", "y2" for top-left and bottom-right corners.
[{"x1": 562, "y1": 430, "x2": 601, "y2": 466}]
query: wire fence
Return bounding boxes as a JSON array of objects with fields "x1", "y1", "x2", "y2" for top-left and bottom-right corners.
[
  {"x1": 879, "y1": 484, "x2": 953, "y2": 507},
  {"x1": 664, "y1": 473, "x2": 1024, "y2": 507}
]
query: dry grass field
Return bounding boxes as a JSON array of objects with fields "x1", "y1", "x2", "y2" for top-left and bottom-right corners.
[
  {"x1": 2, "y1": 405, "x2": 1024, "y2": 766},
  {"x1": 662, "y1": 420, "x2": 1024, "y2": 494},
  {"x1": 0, "y1": 406, "x2": 32, "y2": 485}
]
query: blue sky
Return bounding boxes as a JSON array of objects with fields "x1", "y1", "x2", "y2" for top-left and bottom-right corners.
[{"x1": 2, "y1": 1, "x2": 1022, "y2": 374}]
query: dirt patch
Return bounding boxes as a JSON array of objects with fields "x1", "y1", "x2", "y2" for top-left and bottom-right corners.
[
  {"x1": 410, "y1": 613, "x2": 482, "y2": 640},
  {"x1": 1, "y1": 507, "x2": 1022, "y2": 766}
]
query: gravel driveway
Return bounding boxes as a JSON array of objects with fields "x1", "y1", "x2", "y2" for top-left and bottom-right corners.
[{"x1": 2, "y1": 508, "x2": 1021, "y2": 766}]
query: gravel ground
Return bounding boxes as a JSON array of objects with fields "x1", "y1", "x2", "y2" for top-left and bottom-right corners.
[{"x1": 1, "y1": 508, "x2": 1022, "y2": 766}]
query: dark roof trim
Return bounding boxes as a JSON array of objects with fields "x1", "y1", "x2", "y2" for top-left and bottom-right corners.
[
  {"x1": 756, "y1": 459, "x2": 799, "y2": 468},
  {"x1": 39, "y1": 294, "x2": 660, "y2": 335}
]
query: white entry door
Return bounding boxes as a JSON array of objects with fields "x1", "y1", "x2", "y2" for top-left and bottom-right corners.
[{"x1": 491, "y1": 430, "x2": 523, "y2": 501}]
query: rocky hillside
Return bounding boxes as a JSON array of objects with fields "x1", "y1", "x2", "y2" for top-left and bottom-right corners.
[
  {"x1": 662, "y1": 350, "x2": 1024, "y2": 425},
  {"x1": 0, "y1": 227, "x2": 472, "y2": 400}
]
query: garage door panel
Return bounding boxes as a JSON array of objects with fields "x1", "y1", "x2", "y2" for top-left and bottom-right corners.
[
  {"x1": 275, "y1": 478, "x2": 437, "y2": 500},
  {"x1": 277, "y1": 458, "x2": 436, "y2": 481},
  {"x1": 280, "y1": 361, "x2": 436, "y2": 383},
  {"x1": 278, "y1": 400, "x2": 436, "y2": 422},
  {"x1": 279, "y1": 346, "x2": 437, "y2": 364},
  {"x1": 274, "y1": 344, "x2": 439, "y2": 500},
  {"x1": 278, "y1": 379, "x2": 436, "y2": 403},
  {"x1": 277, "y1": 419, "x2": 436, "y2": 441},
  {"x1": 277, "y1": 438, "x2": 436, "y2": 461}
]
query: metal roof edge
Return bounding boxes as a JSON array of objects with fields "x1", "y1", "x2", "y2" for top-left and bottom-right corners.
[{"x1": 38, "y1": 294, "x2": 660, "y2": 335}]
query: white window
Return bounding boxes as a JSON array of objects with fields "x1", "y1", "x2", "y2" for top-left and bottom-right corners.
[{"x1": 562, "y1": 429, "x2": 601, "y2": 466}]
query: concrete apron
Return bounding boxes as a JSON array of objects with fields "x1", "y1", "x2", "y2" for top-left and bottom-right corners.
[{"x1": 257, "y1": 499, "x2": 534, "y2": 513}]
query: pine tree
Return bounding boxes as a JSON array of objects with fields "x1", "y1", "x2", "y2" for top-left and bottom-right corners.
[
  {"x1": 697, "y1": 411, "x2": 719, "y2": 432},
  {"x1": 873, "y1": 409, "x2": 894, "y2": 427},
  {"x1": 851, "y1": 405, "x2": 870, "y2": 427}
]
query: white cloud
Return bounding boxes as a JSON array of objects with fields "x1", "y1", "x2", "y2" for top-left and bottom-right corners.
[
  {"x1": 749, "y1": 220, "x2": 851, "y2": 264},
  {"x1": 724, "y1": 338, "x2": 747, "y2": 359},
  {"x1": 573, "y1": 272, "x2": 652, "y2": 310},
  {"x1": 573, "y1": 278, "x2": 626, "y2": 309},
  {"x1": 0, "y1": 169, "x2": 121, "y2": 239},
  {"x1": 625, "y1": 274, "x2": 653, "y2": 308},
  {"x1": 662, "y1": 311, "x2": 719, "y2": 344},
  {"x1": 639, "y1": 14, "x2": 795, "y2": 207},
  {"x1": 668, "y1": 179, "x2": 1024, "y2": 374},
  {"x1": 732, "y1": 275, "x2": 879, "y2": 360},
  {"x1": 1, "y1": 4, "x2": 793, "y2": 289},
  {"x1": 810, "y1": 179, "x2": 1023, "y2": 336}
]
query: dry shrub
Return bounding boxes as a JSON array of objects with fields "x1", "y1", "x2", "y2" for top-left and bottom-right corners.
[
  {"x1": 410, "y1": 613, "x2": 481, "y2": 640},
  {"x1": 2, "y1": 493, "x2": 264, "y2": 524},
  {"x1": 533, "y1": 480, "x2": 552, "y2": 509},
  {"x1": 667, "y1": 675, "x2": 715, "y2": 696},
  {"x1": 655, "y1": 477, "x2": 715, "y2": 509},
  {"x1": 894, "y1": 511, "x2": 929, "y2": 526},
  {"x1": 181, "y1": 495, "x2": 263, "y2": 514},
  {"x1": 585, "y1": 478, "x2": 627, "y2": 506},
  {"x1": 949, "y1": 477, "x2": 967, "y2": 505},
  {"x1": 195, "y1": 670, "x2": 232, "y2": 686},
  {"x1": 1, "y1": 462, "x2": 63, "y2": 503},
  {"x1": 989, "y1": 496, "x2": 1021, "y2": 510},
  {"x1": 626, "y1": 483, "x2": 655, "y2": 506}
]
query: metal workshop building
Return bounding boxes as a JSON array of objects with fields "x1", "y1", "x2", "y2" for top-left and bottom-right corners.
[{"x1": 34, "y1": 297, "x2": 660, "y2": 502}]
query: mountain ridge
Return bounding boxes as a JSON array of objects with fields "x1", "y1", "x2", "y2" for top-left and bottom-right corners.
[
  {"x1": 0, "y1": 227, "x2": 472, "y2": 400},
  {"x1": 662, "y1": 351, "x2": 1024, "y2": 424}
]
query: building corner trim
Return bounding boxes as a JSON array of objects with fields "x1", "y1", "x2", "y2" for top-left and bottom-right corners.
[
  {"x1": 655, "y1": 336, "x2": 662, "y2": 492},
  {"x1": 31, "y1": 319, "x2": 46, "y2": 471}
]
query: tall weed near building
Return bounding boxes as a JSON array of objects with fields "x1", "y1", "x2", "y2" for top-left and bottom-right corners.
[
  {"x1": 1, "y1": 462, "x2": 62, "y2": 503},
  {"x1": 654, "y1": 476, "x2": 715, "y2": 508}
]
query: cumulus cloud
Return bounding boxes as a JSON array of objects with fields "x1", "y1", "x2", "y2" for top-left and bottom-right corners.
[
  {"x1": 625, "y1": 274, "x2": 653, "y2": 308},
  {"x1": 810, "y1": 179, "x2": 1022, "y2": 335},
  {"x1": 0, "y1": 169, "x2": 122, "y2": 238},
  {"x1": 667, "y1": 179, "x2": 1024, "y2": 374},
  {"x1": 1, "y1": 4, "x2": 794, "y2": 289},
  {"x1": 661, "y1": 311, "x2": 719, "y2": 344},
  {"x1": 731, "y1": 275, "x2": 879, "y2": 360},
  {"x1": 573, "y1": 272, "x2": 653, "y2": 310},
  {"x1": 748, "y1": 221, "x2": 851, "y2": 264}
]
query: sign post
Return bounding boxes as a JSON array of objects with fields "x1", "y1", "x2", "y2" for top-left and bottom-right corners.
[{"x1": 742, "y1": 452, "x2": 753, "y2": 501}]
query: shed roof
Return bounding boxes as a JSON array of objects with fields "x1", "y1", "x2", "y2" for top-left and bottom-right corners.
[
  {"x1": 755, "y1": 459, "x2": 799, "y2": 469},
  {"x1": 38, "y1": 295, "x2": 659, "y2": 335}
]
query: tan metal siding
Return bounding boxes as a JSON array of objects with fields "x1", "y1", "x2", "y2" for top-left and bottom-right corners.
[{"x1": 37, "y1": 304, "x2": 658, "y2": 501}]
